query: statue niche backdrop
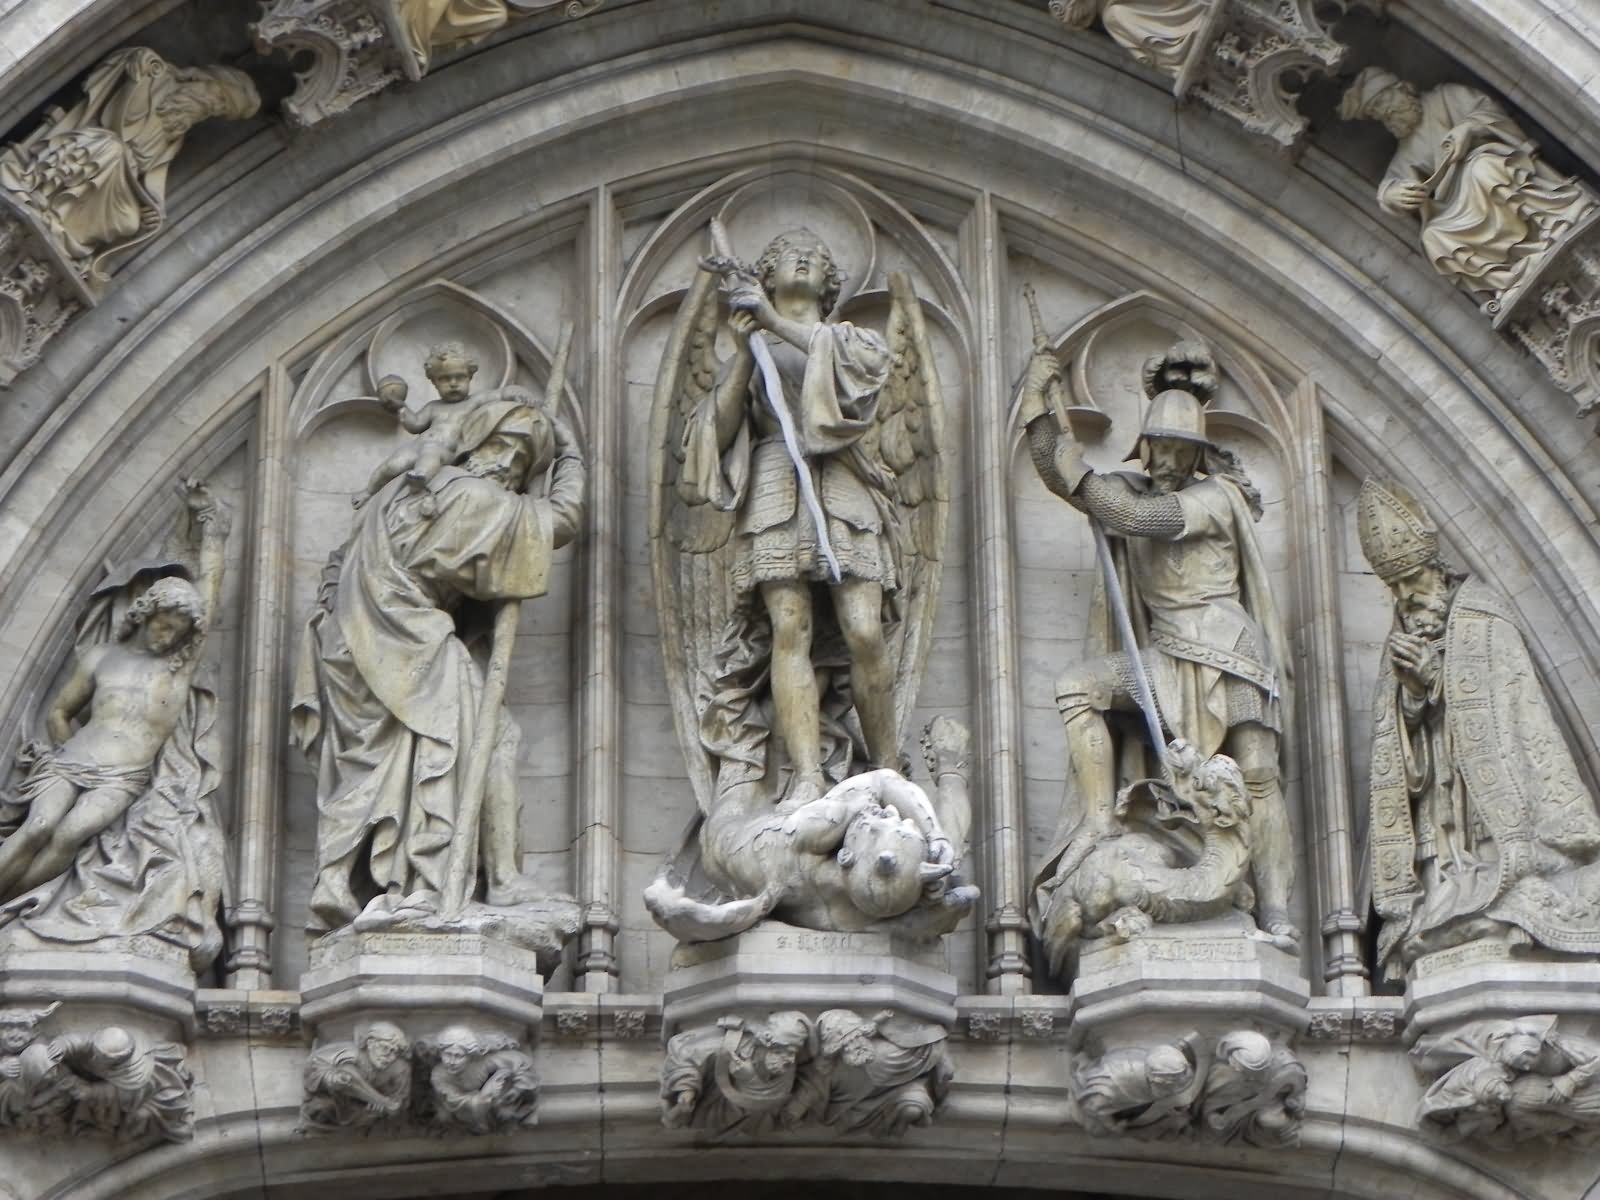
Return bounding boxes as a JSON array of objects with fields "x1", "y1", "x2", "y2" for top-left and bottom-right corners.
[
  {"x1": 1359, "y1": 477, "x2": 1600, "y2": 980},
  {"x1": 0, "y1": 479, "x2": 231, "y2": 971},
  {"x1": 291, "y1": 330, "x2": 586, "y2": 955},
  {"x1": 643, "y1": 218, "x2": 973, "y2": 941},
  {"x1": 1019, "y1": 335, "x2": 1298, "y2": 980}
]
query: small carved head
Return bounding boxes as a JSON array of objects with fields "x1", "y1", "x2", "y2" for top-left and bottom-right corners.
[
  {"x1": 0, "y1": 1003, "x2": 57, "y2": 1054},
  {"x1": 156, "y1": 66, "x2": 260, "y2": 137},
  {"x1": 119, "y1": 575, "x2": 205, "y2": 658},
  {"x1": 361, "y1": 1022, "x2": 411, "y2": 1070},
  {"x1": 837, "y1": 803, "x2": 947, "y2": 919},
  {"x1": 816, "y1": 1009, "x2": 887, "y2": 1068},
  {"x1": 1338, "y1": 68, "x2": 1422, "y2": 137},
  {"x1": 462, "y1": 404, "x2": 555, "y2": 493},
  {"x1": 1391, "y1": 563, "x2": 1452, "y2": 637},
  {"x1": 756, "y1": 229, "x2": 845, "y2": 314},
  {"x1": 88, "y1": 1027, "x2": 138, "y2": 1069},
  {"x1": 1145, "y1": 1043, "x2": 1196, "y2": 1095},
  {"x1": 1215, "y1": 1030, "x2": 1274, "y2": 1075},
  {"x1": 423, "y1": 342, "x2": 479, "y2": 403},
  {"x1": 1488, "y1": 1024, "x2": 1550, "y2": 1073},
  {"x1": 434, "y1": 1025, "x2": 485, "y2": 1071},
  {"x1": 753, "y1": 1011, "x2": 814, "y2": 1074}
]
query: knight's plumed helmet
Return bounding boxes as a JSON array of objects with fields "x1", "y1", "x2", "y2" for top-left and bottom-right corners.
[
  {"x1": 1357, "y1": 477, "x2": 1439, "y2": 583},
  {"x1": 1131, "y1": 341, "x2": 1218, "y2": 457},
  {"x1": 1139, "y1": 389, "x2": 1212, "y2": 448},
  {"x1": 1338, "y1": 67, "x2": 1407, "y2": 121}
]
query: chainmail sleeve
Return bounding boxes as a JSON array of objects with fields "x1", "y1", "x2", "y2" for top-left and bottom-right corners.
[
  {"x1": 1025, "y1": 415, "x2": 1185, "y2": 538},
  {"x1": 1076, "y1": 474, "x2": 1186, "y2": 539}
]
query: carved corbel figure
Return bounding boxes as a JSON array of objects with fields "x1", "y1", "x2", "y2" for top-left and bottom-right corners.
[
  {"x1": 0, "y1": 479, "x2": 231, "y2": 971},
  {"x1": 1198, "y1": 1030, "x2": 1306, "y2": 1147},
  {"x1": 0, "y1": 1004, "x2": 65, "y2": 1131},
  {"x1": 1358, "y1": 479, "x2": 1600, "y2": 980},
  {"x1": 661, "y1": 1012, "x2": 816, "y2": 1138},
  {"x1": 1339, "y1": 68, "x2": 1596, "y2": 307},
  {"x1": 417, "y1": 1026, "x2": 538, "y2": 1134},
  {"x1": 659, "y1": 1008, "x2": 954, "y2": 1139},
  {"x1": 1049, "y1": 0, "x2": 1353, "y2": 150},
  {"x1": 1072, "y1": 1034, "x2": 1206, "y2": 1139},
  {"x1": 1417, "y1": 1016, "x2": 1600, "y2": 1146},
  {"x1": 810, "y1": 1009, "x2": 953, "y2": 1138},
  {"x1": 252, "y1": 0, "x2": 603, "y2": 127},
  {"x1": 0, "y1": 49, "x2": 259, "y2": 289},
  {"x1": 301, "y1": 1022, "x2": 413, "y2": 1132},
  {"x1": 45, "y1": 1026, "x2": 194, "y2": 1143}
]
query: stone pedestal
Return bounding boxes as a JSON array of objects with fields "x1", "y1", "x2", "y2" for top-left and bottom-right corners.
[
  {"x1": 660, "y1": 921, "x2": 958, "y2": 1038},
  {"x1": 0, "y1": 932, "x2": 197, "y2": 1040},
  {"x1": 1404, "y1": 941, "x2": 1600, "y2": 1044},
  {"x1": 1068, "y1": 916, "x2": 1310, "y2": 1047},
  {"x1": 300, "y1": 928, "x2": 547, "y2": 1047}
]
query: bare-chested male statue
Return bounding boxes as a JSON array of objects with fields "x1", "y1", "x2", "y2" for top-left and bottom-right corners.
[{"x1": 0, "y1": 480, "x2": 227, "y2": 905}]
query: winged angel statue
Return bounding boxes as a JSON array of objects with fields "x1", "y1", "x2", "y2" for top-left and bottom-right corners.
[{"x1": 644, "y1": 223, "x2": 975, "y2": 942}]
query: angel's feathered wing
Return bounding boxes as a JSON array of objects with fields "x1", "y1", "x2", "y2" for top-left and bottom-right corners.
[
  {"x1": 649, "y1": 266, "x2": 735, "y2": 814},
  {"x1": 877, "y1": 271, "x2": 949, "y2": 747}
]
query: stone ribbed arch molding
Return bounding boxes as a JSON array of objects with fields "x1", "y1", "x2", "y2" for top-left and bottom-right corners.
[{"x1": 2, "y1": 6, "x2": 1600, "y2": 1199}]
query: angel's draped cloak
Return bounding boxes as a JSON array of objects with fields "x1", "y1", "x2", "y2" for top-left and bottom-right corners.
[
  {"x1": 680, "y1": 321, "x2": 896, "y2": 593},
  {"x1": 1369, "y1": 577, "x2": 1600, "y2": 979},
  {"x1": 1378, "y1": 84, "x2": 1594, "y2": 295},
  {"x1": 292, "y1": 411, "x2": 581, "y2": 932}
]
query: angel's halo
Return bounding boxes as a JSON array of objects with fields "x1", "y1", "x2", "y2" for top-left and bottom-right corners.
[{"x1": 714, "y1": 171, "x2": 877, "y2": 317}]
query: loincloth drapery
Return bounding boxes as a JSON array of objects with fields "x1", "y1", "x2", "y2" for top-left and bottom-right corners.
[{"x1": 2, "y1": 751, "x2": 150, "y2": 823}]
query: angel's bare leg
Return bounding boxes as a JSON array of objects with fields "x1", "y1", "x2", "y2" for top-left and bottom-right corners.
[
  {"x1": 762, "y1": 580, "x2": 821, "y2": 784},
  {"x1": 832, "y1": 580, "x2": 895, "y2": 770}
]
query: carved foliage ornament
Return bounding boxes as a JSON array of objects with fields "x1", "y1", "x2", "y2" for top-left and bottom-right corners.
[
  {"x1": 1049, "y1": 0, "x2": 1377, "y2": 151},
  {"x1": 254, "y1": 0, "x2": 605, "y2": 127}
]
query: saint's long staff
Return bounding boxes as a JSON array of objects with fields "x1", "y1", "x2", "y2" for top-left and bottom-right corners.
[
  {"x1": 442, "y1": 321, "x2": 574, "y2": 916},
  {"x1": 704, "y1": 217, "x2": 842, "y2": 582}
]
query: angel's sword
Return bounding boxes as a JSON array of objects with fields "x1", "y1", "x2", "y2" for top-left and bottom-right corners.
[{"x1": 706, "y1": 218, "x2": 842, "y2": 582}]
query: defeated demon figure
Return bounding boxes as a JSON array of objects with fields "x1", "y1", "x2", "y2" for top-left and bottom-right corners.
[
  {"x1": 1035, "y1": 740, "x2": 1261, "y2": 978},
  {"x1": 645, "y1": 767, "x2": 976, "y2": 943}
]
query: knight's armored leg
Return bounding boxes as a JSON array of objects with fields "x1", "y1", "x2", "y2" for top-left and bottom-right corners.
[
  {"x1": 1227, "y1": 722, "x2": 1299, "y2": 941},
  {"x1": 1054, "y1": 659, "x2": 1123, "y2": 830},
  {"x1": 762, "y1": 580, "x2": 822, "y2": 785}
]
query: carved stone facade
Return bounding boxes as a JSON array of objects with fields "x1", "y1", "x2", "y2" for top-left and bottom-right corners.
[{"x1": 4, "y1": 3, "x2": 1600, "y2": 1199}]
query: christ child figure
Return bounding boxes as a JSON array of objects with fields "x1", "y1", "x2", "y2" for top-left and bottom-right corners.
[{"x1": 361, "y1": 341, "x2": 537, "y2": 515}]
